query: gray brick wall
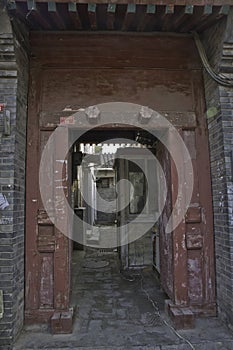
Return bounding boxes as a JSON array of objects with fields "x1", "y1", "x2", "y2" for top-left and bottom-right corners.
[
  {"x1": 0, "y1": 4, "x2": 29, "y2": 349},
  {"x1": 202, "y1": 11, "x2": 233, "y2": 329}
]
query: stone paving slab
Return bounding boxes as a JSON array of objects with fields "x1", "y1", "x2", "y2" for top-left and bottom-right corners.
[
  {"x1": 13, "y1": 251, "x2": 233, "y2": 350},
  {"x1": 11, "y1": 342, "x2": 233, "y2": 350}
]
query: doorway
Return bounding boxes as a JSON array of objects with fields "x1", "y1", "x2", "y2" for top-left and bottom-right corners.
[
  {"x1": 69, "y1": 127, "x2": 168, "y2": 337},
  {"x1": 25, "y1": 32, "x2": 216, "y2": 327},
  {"x1": 70, "y1": 127, "x2": 163, "y2": 270},
  {"x1": 25, "y1": 100, "x2": 216, "y2": 329}
]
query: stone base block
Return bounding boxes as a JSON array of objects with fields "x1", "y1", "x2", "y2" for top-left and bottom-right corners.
[
  {"x1": 165, "y1": 300, "x2": 195, "y2": 329},
  {"x1": 51, "y1": 309, "x2": 73, "y2": 334}
]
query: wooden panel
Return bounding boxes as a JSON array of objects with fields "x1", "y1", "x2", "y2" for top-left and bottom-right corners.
[
  {"x1": 190, "y1": 70, "x2": 216, "y2": 310},
  {"x1": 128, "y1": 231, "x2": 152, "y2": 267},
  {"x1": 38, "y1": 224, "x2": 54, "y2": 236},
  {"x1": 54, "y1": 231, "x2": 70, "y2": 310},
  {"x1": 186, "y1": 230, "x2": 203, "y2": 250},
  {"x1": 170, "y1": 132, "x2": 188, "y2": 305},
  {"x1": 187, "y1": 251, "x2": 203, "y2": 304},
  {"x1": 157, "y1": 142, "x2": 174, "y2": 299},
  {"x1": 39, "y1": 130, "x2": 54, "y2": 212},
  {"x1": 39, "y1": 254, "x2": 54, "y2": 308},
  {"x1": 37, "y1": 228, "x2": 56, "y2": 252},
  {"x1": 26, "y1": 66, "x2": 71, "y2": 322},
  {"x1": 183, "y1": 130, "x2": 196, "y2": 159},
  {"x1": 37, "y1": 209, "x2": 53, "y2": 225},
  {"x1": 25, "y1": 67, "x2": 42, "y2": 312},
  {"x1": 185, "y1": 206, "x2": 202, "y2": 223},
  {"x1": 30, "y1": 34, "x2": 201, "y2": 70},
  {"x1": 40, "y1": 68, "x2": 194, "y2": 125}
]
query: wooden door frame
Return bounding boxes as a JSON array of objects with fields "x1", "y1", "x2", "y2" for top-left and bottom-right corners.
[{"x1": 25, "y1": 98, "x2": 216, "y2": 329}]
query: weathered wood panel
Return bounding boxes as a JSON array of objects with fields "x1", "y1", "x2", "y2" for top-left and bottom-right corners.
[
  {"x1": 30, "y1": 33, "x2": 201, "y2": 70},
  {"x1": 40, "y1": 68, "x2": 194, "y2": 126},
  {"x1": 39, "y1": 254, "x2": 54, "y2": 308},
  {"x1": 157, "y1": 142, "x2": 173, "y2": 299},
  {"x1": 190, "y1": 70, "x2": 216, "y2": 312}
]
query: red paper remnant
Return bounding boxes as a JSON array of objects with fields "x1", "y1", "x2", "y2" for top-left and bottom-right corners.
[
  {"x1": 0, "y1": 104, "x2": 6, "y2": 112},
  {"x1": 60, "y1": 116, "x2": 75, "y2": 125}
]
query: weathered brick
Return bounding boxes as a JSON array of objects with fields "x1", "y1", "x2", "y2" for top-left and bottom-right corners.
[
  {"x1": 0, "y1": 6, "x2": 28, "y2": 349},
  {"x1": 202, "y1": 12, "x2": 233, "y2": 330}
]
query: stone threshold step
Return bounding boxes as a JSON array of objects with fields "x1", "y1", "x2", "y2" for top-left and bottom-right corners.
[{"x1": 13, "y1": 340, "x2": 233, "y2": 350}]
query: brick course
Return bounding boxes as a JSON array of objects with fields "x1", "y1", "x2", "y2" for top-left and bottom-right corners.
[
  {"x1": 0, "y1": 4, "x2": 29, "y2": 349},
  {"x1": 202, "y1": 11, "x2": 233, "y2": 329}
]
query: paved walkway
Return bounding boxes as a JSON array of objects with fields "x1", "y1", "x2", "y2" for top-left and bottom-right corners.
[{"x1": 14, "y1": 250, "x2": 233, "y2": 350}]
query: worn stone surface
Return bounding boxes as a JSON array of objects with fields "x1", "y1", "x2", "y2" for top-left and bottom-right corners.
[{"x1": 12, "y1": 251, "x2": 233, "y2": 350}]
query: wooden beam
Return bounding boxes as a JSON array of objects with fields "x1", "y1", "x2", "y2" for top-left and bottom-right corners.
[
  {"x1": 53, "y1": 3, "x2": 77, "y2": 30},
  {"x1": 7, "y1": 0, "x2": 16, "y2": 11},
  {"x1": 153, "y1": 5, "x2": 166, "y2": 31},
  {"x1": 40, "y1": 111, "x2": 196, "y2": 130},
  {"x1": 165, "y1": 4, "x2": 174, "y2": 14},
  {"x1": 106, "y1": 4, "x2": 116, "y2": 30},
  {"x1": 47, "y1": 2, "x2": 66, "y2": 30},
  {"x1": 68, "y1": 2, "x2": 82, "y2": 30},
  {"x1": 204, "y1": 4, "x2": 213, "y2": 15},
  {"x1": 27, "y1": 0, "x2": 36, "y2": 10},
  {"x1": 122, "y1": 4, "x2": 136, "y2": 31},
  {"x1": 195, "y1": 5, "x2": 230, "y2": 32},
  {"x1": 48, "y1": 1, "x2": 56, "y2": 11},
  {"x1": 219, "y1": 5, "x2": 230, "y2": 16},
  {"x1": 147, "y1": 4, "x2": 156, "y2": 15},
  {"x1": 96, "y1": 4, "x2": 108, "y2": 30},
  {"x1": 88, "y1": 3, "x2": 97, "y2": 30},
  {"x1": 173, "y1": 5, "x2": 194, "y2": 31},
  {"x1": 26, "y1": 1, "x2": 54, "y2": 30},
  {"x1": 8, "y1": 1, "x2": 38, "y2": 29},
  {"x1": 179, "y1": 5, "x2": 212, "y2": 33},
  {"x1": 137, "y1": 4, "x2": 156, "y2": 32},
  {"x1": 161, "y1": 4, "x2": 175, "y2": 31}
]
